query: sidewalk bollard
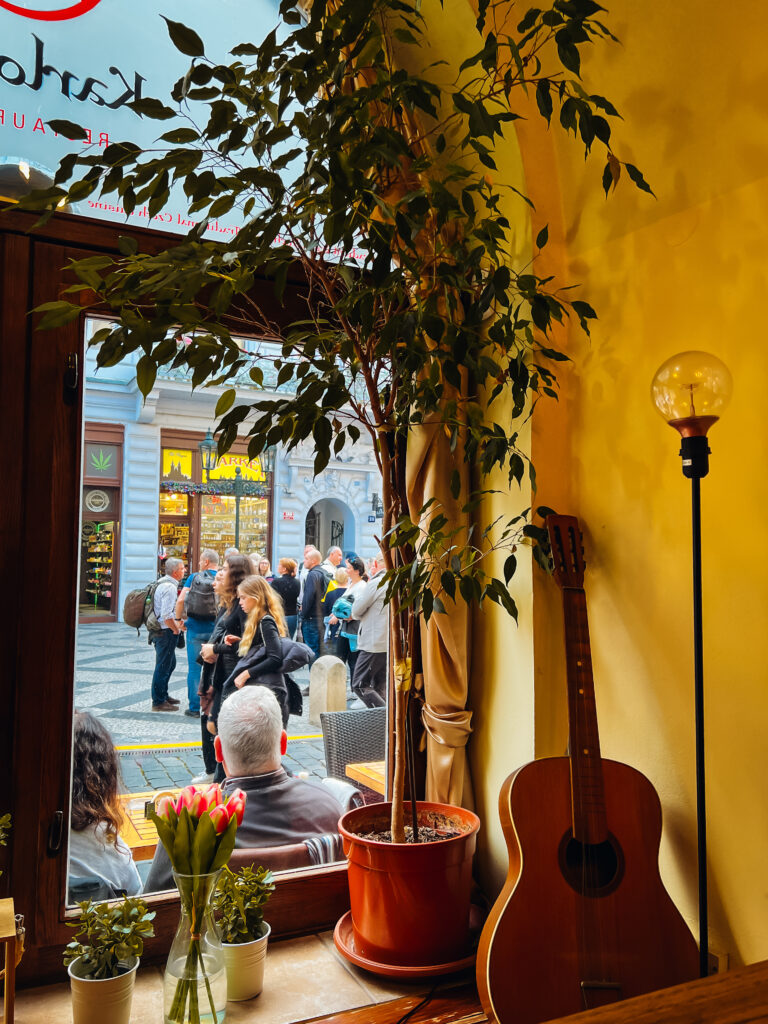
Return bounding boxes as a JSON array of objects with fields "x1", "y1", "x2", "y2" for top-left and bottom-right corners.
[{"x1": 308, "y1": 656, "x2": 347, "y2": 725}]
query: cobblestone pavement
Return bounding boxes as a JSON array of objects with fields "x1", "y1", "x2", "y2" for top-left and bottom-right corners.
[{"x1": 76, "y1": 622, "x2": 350, "y2": 791}]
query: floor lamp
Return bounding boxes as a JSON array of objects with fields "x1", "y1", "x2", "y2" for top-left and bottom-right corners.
[{"x1": 651, "y1": 350, "x2": 733, "y2": 979}]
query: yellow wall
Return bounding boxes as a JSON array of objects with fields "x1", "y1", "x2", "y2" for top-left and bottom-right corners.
[
  {"x1": 468, "y1": 0, "x2": 768, "y2": 967},
  {"x1": 409, "y1": 0, "x2": 768, "y2": 967}
]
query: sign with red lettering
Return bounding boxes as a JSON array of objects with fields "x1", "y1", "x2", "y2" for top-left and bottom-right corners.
[
  {"x1": 0, "y1": 0, "x2": 279, "y2": 235},
  {"x1": 282, "y1": 511, "x2": 295, "y2": 521},
  {"x1": 0, "y1": 0, "x2": 103, "y2": 20}
]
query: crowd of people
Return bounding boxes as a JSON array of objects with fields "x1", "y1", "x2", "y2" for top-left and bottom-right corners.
[{"x1": 150, "y1": 544, "x2": 390, "y2": 737}]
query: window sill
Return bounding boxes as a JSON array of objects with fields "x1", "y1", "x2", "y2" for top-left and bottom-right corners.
[{"x1": 14, "y1": 930, "x2": 481, "y2": 1024}]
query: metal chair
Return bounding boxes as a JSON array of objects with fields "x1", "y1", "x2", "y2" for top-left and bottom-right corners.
[{"x1": 320, "y1": 707, "x2": 387, "y2": 801}]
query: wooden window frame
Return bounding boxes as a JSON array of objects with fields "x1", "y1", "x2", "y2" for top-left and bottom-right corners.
[{"x1": 0, "y1": 209, "x2": 350, "y2": 986}]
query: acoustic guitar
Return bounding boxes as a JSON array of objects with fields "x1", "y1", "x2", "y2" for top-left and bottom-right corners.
[{"x1": 476, "y1": 515, "x2": 698, "y2": 1024}]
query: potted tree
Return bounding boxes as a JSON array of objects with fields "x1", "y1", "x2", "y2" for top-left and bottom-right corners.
[
  {"x1": 22, "y1": 0, "x2": 650, "y2": 971},
  {"x1": 213, "y1": 864, "x2": 274, "y2": 1001},
  {"x1": 64, "y1": 896, "x2": 155, "y2": 1024}
]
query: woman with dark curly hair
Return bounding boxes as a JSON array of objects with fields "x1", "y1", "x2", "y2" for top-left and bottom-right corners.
[{"x1": 68, "y1": 711, "x2": 140, "y2": 901}]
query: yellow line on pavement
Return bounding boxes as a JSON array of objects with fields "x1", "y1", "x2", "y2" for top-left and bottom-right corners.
[{"x1": 116, "y1": 734, "x2": 322, "y2": 752}]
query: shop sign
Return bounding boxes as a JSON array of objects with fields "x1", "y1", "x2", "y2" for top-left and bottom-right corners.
[
  {"x1": 367, "y1": 515, "x2": 376, "y2": 523},
  {"x1": 281, "y1": 510, "x2": 294, "y2": 521},
  {"x1": 207, "y1": 453, "x2": 265, "y2": 483},
  {"x1": 85, "y1": 441, "x2": 119, "y2": 478},
  {"x1": 0, "y1": 0, "x2": 278, "y2": 235},
  {"x1": 162, "y1": 448, "x2": 192, "y2": 482},
  {"x1": 83, "y1": 485, "x2": 112, "y2": 514}
]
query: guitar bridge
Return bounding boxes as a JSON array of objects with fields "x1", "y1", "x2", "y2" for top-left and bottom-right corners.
[{"x1": 581, "y1": 980, "x2": 622, "y2": 1010}]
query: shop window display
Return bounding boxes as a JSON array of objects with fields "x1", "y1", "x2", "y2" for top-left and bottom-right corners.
[
  {"x1": 200, "y1": 495, "x2": 269, "y2": 559},
  {"x1": 80, "y1": 521, "x2": 116, "y2": 618}
]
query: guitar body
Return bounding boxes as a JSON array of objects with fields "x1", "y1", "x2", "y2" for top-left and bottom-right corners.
[{"x1": 477, "y1": 756, "x2": 699, "y2": 1024}]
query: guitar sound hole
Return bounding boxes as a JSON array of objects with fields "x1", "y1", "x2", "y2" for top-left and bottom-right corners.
[{"x1": 558, "y1": 831, "x2": 624, "y2": 897}]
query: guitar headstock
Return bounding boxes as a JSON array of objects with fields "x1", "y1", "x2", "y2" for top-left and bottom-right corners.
[{"x1": 546, "y1": 515, "x2": 585, "y2": 590}]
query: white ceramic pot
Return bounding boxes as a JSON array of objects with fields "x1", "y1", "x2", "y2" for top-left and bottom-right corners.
[
  {"x1": 221, "y1": 922, "x2": 271, "y2": 1001},
  {"x1": 68, "y1": 955, "x2": 138, "y2": 1024}
]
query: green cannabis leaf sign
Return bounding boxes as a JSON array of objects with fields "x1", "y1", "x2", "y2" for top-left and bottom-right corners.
[{"x1": 90, "y1": 449, "x2": 113, "y2": 473}]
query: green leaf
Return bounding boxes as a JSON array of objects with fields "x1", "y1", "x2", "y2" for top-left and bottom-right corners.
[
  {"x1": 159, "y1": 128, "x2": 201, "y2": 144},
  {"x1": 504, "y1": 553, "x2": 517, "y2": 583},
  {"x1": 210, "y1": 814, "x2": 238, "y2": 871},
  {"x1": 191, "y1": 813, "x2": 216, "y2": 875},
  {"x1": 215, "y1": 389, "x2": 236, "y2": 416},
  {"x1": 625, "y1": 162, "x2": 655, "y2": 197},
  {"x1": 161, "y1": 16, "x2": 205, "y2": 57},
  {"x1": 34, "y1": 301, "x2": 83, "y2": 329},
  {"x1": 136, "y1": 355, "x2": 157, "y2": 398},
  {"x1": 536, "y1": 80, "x2": 553, "y2": 124},
  {"x1": 535, "y1": 225, "x2": 548, "y2": 249},
  {"x1": 172, "y1": 807, "x2": 193, "y2": 875},
  {"x1": 47, "y1": 119, "x2": 89, "y2": 141}
]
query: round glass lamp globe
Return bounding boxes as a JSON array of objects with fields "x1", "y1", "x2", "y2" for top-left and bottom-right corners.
[{"x1": 650, "y1": 350, "x2": 732, "y2": 437}]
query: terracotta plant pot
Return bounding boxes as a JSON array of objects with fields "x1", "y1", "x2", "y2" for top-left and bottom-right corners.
[
  {"x1": 221, "y1": 922, "x2": 271, "y2": 1001},
  {"x1": 338, "y1": 801, "x2": 480, "y2": 969},
  {"x1": 68, "y1": 955, "x2": 138, "y2": 1024}
]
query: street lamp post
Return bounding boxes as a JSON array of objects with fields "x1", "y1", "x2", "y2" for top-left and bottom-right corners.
[{"x1": 198, "y1": 429, "x2": 218, "y2": 483}]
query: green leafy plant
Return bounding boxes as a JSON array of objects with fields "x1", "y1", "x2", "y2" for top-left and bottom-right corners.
[
  {"x1": 18, "y1": 0, "x2": 650, "y2": 841},
  {"x1": 213, "y1": 865, "x2": 274, "y2": 944},
  {"x1": 63, "y1": 897, "x2": 155, "y2": 979}
]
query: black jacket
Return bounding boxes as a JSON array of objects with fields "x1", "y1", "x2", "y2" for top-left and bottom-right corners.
[
  {"x1": 203, "y1": 603, "x2": 247, "y2": 724},
  {"x1": 301, "y1": 566, "x2": 328, "y2": 621},
  {"x1": 220, "y1": 614, "x2": 289, "y2": 725}
]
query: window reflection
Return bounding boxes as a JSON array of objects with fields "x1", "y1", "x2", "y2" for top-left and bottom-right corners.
[{"x1": 68, "y1": 324, "x2": 387, "y2": 903}]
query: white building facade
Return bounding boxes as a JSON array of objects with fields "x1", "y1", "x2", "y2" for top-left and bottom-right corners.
[{"x1": 79, "y1": 322, "x2": 382, "y2": 623}]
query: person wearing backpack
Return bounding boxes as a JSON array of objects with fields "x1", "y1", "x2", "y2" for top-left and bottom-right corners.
[
  {"x1": 174, "y1": 549, "x2": 219, "y2": 717},
  {"x1": 150, "y1": 558, "x2": 186, "y2": 711}
]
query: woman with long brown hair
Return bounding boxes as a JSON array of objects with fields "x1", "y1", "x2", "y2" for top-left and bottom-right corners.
[
  {"x1": 68, "y1": 711, "x2": 141, "y2": 901},
  {"x1": 220, "y1": 574, "x2": 290, "y2": 723}
]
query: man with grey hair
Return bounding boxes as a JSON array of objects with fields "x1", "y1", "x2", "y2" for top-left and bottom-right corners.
[
  {"x1": 175, "y1": 548, "x2": 220, "y2": 720},
  {"x1": 320, "y1": 545, "x2": 343, "y2": 578},
  {"x1": 144, "y1": 687, "x2": 343, "y2": 892},
  {"x1": 150, "y1": 557, "x2": 185, "y2": 711}
]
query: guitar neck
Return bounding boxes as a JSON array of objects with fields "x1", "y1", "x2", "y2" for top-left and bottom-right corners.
[{"x1": 562, "y1": 587, "x2": 607, "y2": 844}]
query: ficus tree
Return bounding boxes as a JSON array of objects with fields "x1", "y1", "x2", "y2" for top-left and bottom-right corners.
[{"x1": 20, "y1": 0, "x2": 650, "y2": 842}]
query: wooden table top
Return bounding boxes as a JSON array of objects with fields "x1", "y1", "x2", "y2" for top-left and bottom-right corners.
[
  {"x1": 118, "y1": 788, "x2": 180, "y2": 862},
  {"x1": 543, "y1": 957, "x2": 768, "y2": 1024},
  {"x1": 345, "y1": 761, "x2": 387, "y2": 795}
]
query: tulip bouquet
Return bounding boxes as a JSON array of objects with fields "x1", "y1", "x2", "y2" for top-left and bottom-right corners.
[{"x1": 149, "y1": 784, "x2": 246, "y2": 1024}]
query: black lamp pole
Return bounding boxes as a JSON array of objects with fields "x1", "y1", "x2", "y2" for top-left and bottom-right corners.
[
  {"x1": 233, "y1": 467, "x2": 244, "y2": 550},
  {"x1": 653, "y1": 350, "x2": 732, "y2": 981},
  {"x1": 680, "y1": 434, "x2": 710, "y2": 979}
]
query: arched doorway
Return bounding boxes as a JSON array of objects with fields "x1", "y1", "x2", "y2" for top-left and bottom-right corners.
[{"x1": 305, "y1": 497, "x2": 355, "y2": 556}]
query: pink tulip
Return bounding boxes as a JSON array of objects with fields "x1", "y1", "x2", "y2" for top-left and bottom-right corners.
[
  {"x1": 205, "y1": 785, "x2": 223, "y2": 808},
  {"x1": 208, "y1": 805, "x2": 229, "y2": 835},
  {"x1": 225, "y1": 790, "x2": 246, "y2": 826},
  {"x1": 178, "y1": 786, "x2": 198, "y2": 812},
  {"x1": 188, "y1": 792, "x2": 204, "y2": 817},
  {"x1": 155, "y1": 795, "x2": 175, "y2": 820}
]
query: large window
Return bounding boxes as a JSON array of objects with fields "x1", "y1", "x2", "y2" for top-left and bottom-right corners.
[{"x1": 1, "y1": 211, "x2": 366, "y2": 982}]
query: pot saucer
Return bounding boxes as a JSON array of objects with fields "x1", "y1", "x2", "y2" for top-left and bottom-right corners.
[{"x1": 333, "y1": 910, "x2": 477, "y2": 979}]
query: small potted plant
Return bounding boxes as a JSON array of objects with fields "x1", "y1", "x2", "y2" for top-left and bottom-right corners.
[
  {"x1": 64, "y1": 896, "x2": 155, "y2": 1024},
  {"x1": 213, "y1": 864, "x2": 274, "y2": 1001}
]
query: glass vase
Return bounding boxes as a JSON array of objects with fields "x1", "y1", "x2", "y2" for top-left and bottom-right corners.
[{"x1": 163, "y1": 870, "x2": 227, "y2": 1024}]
